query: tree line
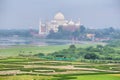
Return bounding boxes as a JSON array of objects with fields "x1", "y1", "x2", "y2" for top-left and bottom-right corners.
[
  {"x1": 47, "y1": 25, "x2": 120, "y2": 40},
  {"x1": 31, "y1": 43, "x2": 120, "y2": 62},
  {"x1": 0, "y1": 26, "x2": 120, "y2": 41}
]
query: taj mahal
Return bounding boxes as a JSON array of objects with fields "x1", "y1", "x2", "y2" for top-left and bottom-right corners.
[{"x1": 39, "y1": 12, "x2": 81, "y2": 36}]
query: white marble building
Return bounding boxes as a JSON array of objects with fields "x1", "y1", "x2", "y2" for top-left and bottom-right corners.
[{"x1": 39, "y1": 12, "x2": 81, "y2": 35}]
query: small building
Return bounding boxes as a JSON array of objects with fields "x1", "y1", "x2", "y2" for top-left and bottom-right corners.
[{"x1": 86, "y1": 34, "x2": 95, "y2": 41}]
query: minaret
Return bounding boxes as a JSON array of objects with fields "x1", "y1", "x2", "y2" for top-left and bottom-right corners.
[
  {"x1": 77, "y1": 18, "x2": 80, "y2": 25},
  {"x1": 75, "y1": 18, "x2": 81, "y2": 27},
  {"x1": 39, "y1": 20, "x2": 42, "y2": 35}
]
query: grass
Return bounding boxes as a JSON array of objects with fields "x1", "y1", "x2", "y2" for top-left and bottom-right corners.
[
  {"x1": 71, "y1": 74, "x2": 120, "y2": 80},
  {"x1": 53, "y1": 73, "x2": 120, "y2": 80},
  {"x1": 1, "y1": 42, "x2": 118, "y2": 80},
  {"x1": 0, "y1": 45, "x2": 68, "y2": 56},
  {"x1": 0, "y1": 74, "x2": 120, "y2": 80},
  {"x1": 0, "y1": 75, "x2": 54, "y2": 80},
  {"x1": 74, "y1": 64, "x2": 120, "y2": 71},
  {"x1": 0, "y1": 57, "x2": 120, "y2": 80},
  {"x1": 0, "y1": 43, "x2": 100, "y2": 57}
]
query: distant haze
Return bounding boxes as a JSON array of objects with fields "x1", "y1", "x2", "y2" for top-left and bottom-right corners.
[{"x1": 0, "y1": 0, "x2": 120, "y2": 29}]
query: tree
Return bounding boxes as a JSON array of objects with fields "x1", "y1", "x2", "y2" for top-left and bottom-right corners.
[
  {"x1": 108, "y1": 27, "x2": 115, "y2": 33},
  {"x1": 86, "y1": 46, "x2": 94, "y2": 51},
  {"x1": 72, "y1": 30, "x2": 80, "y2": 38},
  {"x1": 80, "y1": 25, "x2": 86, "y2": 33},
  {"x1": 96, "y1": 45, "x2": 104, "y2": 50},
  {"x1": 58, "y1": 25, "x2": 63, "y2": 33},
  {"x1": 84, "y1": 53, "x2": 99, "y2": 59},
  {"x1": 46, "y1": 29, "x2": 55, "y2": 39},
  {"x1": 34, "y1": 53, "x2": 45, "y2": 57},
  {"x1": 69, "y1": 45, "x2": 76, "y2": 49}
]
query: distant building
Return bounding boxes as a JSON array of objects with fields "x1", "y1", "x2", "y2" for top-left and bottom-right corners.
[
  {"x1": 86, "y1": 34, "x2": 95, "y2": 41},
  {"x1": 39, "y1": 12, "x2": 81, "y2": 36}
]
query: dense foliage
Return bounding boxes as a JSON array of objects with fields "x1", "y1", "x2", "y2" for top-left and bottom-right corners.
[
  {"x1": 33, "y1": 44, "x2": 120, "y2": 62},
  {"x1": 107, "y1": 40, "x2": 120, "y2": 47},
  {"x1": 0, "y1": 27, "x2": 120, "y2": 41},
  {"x1": 47, "y1": 26, "x2": 120, "y2": 40},
  {"x1": 0, "y1": 29, "x2": 33, "y2": 37},
  {"x1": 48, "y1": 44, "x2": 120, "y2": 61},
  {"x1": 47, "y1": 25, "x2": 87, "y2": 40}
]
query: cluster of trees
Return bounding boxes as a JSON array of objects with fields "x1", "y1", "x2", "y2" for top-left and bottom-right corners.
[
  {"x1": 1, "y1": 26, "x2": 120, "y2": 40},
  {"x1": 47, "y1": 25, "x2": 87, "y2": 40},
  {"x1": 47, "y1": 25, "x2": 120, "y2": 40},
  {"x1": 0, "y1": 29, "x2": 32, "y2": 37},
  {"x1": 107, "y1": 40, "x2": 120, "y2": 47},
  {"x1": 88, "y1": 27, "x2": 117, "y2": 39},
  {"x1": 50, "y1": 44, "x2": 120, "y2": 61},
  {"x1": 33, "y1": 44, "x2": 120, "y2": 61}
]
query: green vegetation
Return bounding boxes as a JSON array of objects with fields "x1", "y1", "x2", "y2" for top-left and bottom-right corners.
[
  {"x1": 1, "y1": 27, "x2": 120, "y2": 41},
  {"x1": 107, "y1": 40, "x2": 120, "y2": 47},
  {"x1": 45, "y1": 44, "x2": 120, "y2": 62},
  {"x1": 0, "y1": 57, "x2": 120, "y2": 80},
  {"x1": 0, "y1": 40, "x2": 120, "y2": 80},
  {"x1": 47, "y1": 26, "x2": 120, "y2": 41},
  {"x1": 0, "y1": 75, "x2": 54, "y2": 80},
  {"x1": 47, "y1": 25, "x2": 87, "y2": 40},
  {"x1": 0, "y1": 30, "x2": 32, "y2": 37},
  {"x1": 0, "y1": 74, "x2": 120, "y2": 80},
  {"x1": 72, "y1": 74, "x2": 120, "y2": 80},
  {"x1": 0, "y1": 43, "x2": 99, "y2": 56},
  {"x1": 0, "y1": 45, "x2": 69, "y2": 56}
]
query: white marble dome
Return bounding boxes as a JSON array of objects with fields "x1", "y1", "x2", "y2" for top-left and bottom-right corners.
[
  {"x1": 63, "y1": 23, "x2": 68, "y2": 26},
  {"x1": 54, "y1": 12, "x2": 65, "y2": 20},
  {"x1": 68, "y1": 20, "x2": 75, "y2": 25}
]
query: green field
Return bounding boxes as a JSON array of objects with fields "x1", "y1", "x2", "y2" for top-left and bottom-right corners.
[
  {"x1": 0, "y1": 45, "x2": 69, "y2": 56},
  {"x1": 72, "y1": 74, "x2": 120, "y2": 80},
  {"x1": 0, "y1": 75, "x2": 53, "y2": 80},
  {"x1": 0, "y1": 57, "x2": 120, "y2": 80},
  {"x1": 0, "y1": 74, "x2": 120, "y2": 80},
  {"x1": 0, "y1": 42, "x2": 120, "y2": 80},
  {"x1": 0, "y1": 42, "x2": 102, "y2": 56}
]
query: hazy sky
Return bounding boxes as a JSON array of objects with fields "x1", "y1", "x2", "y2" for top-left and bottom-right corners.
[{"x1": 0, "y1": 0, "x2": 120, "y2": 29}]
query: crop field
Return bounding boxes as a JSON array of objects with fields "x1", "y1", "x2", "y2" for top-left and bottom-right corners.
[
  {"x1": 0, "y1": 43, "x2": 120, "y2": 80},
  {"x1": 0, "y1": 57, "x2": 120, "y2": 80}
]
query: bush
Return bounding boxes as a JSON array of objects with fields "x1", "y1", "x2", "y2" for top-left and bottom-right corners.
[{"x1": 84, "y1": 53, "x2": 99, "y2": 60}]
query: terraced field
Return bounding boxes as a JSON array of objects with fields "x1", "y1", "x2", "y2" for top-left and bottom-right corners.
[{"x1": 0, "y1": 57, "x2": 120, "y2": 80}]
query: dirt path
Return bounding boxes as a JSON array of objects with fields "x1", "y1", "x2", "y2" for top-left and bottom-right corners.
[{"x1": 24, "y1": 65, "x2": 120, "y2": 73}]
